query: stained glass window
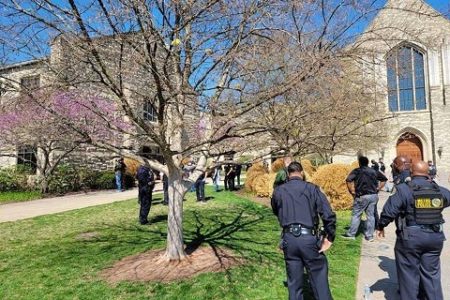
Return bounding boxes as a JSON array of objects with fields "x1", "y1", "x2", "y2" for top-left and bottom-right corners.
[{"x1": 386, "y1": 46, "x2": 426, "y2": 112}]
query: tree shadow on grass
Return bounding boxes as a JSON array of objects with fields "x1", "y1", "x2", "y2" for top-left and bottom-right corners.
[{"x1": 182, "y1": 207, "x2": 282, "y2": 297}]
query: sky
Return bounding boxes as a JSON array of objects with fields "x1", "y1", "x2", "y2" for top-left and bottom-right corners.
[
  {"x1": 424, "y1": 0, "x2": 450, "y2": 13},
  {"x1": 2, "y1": 0, "x2": 450, "y2": 66}
]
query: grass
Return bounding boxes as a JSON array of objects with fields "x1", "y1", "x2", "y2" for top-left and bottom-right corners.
[
  {"x1": 0, "y1": 190, "x2": 42, "y2": 204},
  {"x1": 0, "y1": 187, "x2": 361, "y2": 300}
]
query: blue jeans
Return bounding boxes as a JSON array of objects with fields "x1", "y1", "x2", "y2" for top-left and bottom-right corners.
[
  {"x1": 213, "y1": 177, "x2": 220, "y2": 191},
  {"x1": 347, "y1": 194, "x2": 378, "y2": 239},
  {"x1": 115, "y1": 171, "x2": 123, "y2": 191}
]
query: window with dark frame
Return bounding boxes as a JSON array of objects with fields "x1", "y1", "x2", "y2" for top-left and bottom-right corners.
[
  {"x1": 17, "y1": 146, "x2": 37, "y2": 173},
  {"x1": 0, "y1": 81, "x2": 5, "y2": 97},
  {"x1": 386, "y1": 46, "x2": 426, "y2": 112},
  {"x1": 143, "y1": 101, "x2": 157, "y2": 122},
  {"x1": 20, "y1": 75, "x2": 41, "y2": 92}
]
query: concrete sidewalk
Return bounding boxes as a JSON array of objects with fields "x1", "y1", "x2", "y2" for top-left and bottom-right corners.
[
  {"x1": 0, "y1": 183, "x2": 163, "y2": 223},
  {"x1": 355, "y1": 191, "x2": 450, "y2": 300}
]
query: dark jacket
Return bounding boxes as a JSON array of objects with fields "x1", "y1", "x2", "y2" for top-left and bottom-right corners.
[
  {"x1": 114, "y1": 160, "x2": 126, "y2": 173},
  {"x1": 136, "y1": 166, "x2": 155, "y2": 189},
  {"x1": 271, "y1": 177, "x2": 336, "y2": 242},
  {"x1": 346, "y1": 166, "x2": 387, "y2": 196},
  {"x1": 378, "y1": 176, "x2": 450, "y2": 230}
]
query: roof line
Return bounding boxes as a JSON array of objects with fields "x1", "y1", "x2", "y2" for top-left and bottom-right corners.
[{"x1": 0, "y1": 58, "x2": 48, "y2": 72}]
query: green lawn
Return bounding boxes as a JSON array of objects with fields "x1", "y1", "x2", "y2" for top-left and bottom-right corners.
[
  {"x1": 0, "y1": 187, "x2": 361, "y2": 300},
  {"x1": 0, "y1": 190, "x2": 42, "y2": 204}
]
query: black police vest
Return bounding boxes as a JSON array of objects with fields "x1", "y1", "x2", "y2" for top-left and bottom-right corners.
[{"x1": 406, "y1": 182, "x2": 444, "y2": 225}]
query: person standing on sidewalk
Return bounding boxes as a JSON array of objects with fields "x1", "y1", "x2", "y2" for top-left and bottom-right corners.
[
  {"x1": 271, "y1": 161, "x2": 336, "y2": 300},
  {"x1": 376, "y1": 160, "x2": 450, "y2": 300},
  {"x1": 343, "y1": 156, "x2": 387, "y2": 241},
  {"x1": 114, "y1": 157, "x2": 126, "y2": 192}
]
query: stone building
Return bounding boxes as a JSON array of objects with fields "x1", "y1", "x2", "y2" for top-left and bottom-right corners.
[
  {"x1": 336, "y1": 0, "x2": 450, "y2": 174},
  {"x1": 0, "y1": 34, "x2": 164, "y2": 173}
]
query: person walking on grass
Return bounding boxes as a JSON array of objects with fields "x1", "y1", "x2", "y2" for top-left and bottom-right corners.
[
  {"x1": 343, "y1": 156, "x2": 387, "y2": 241},
  {"x1": 136, "y1": 164, "x2": 155, "y2": 225},
  {"x1": 212, "y1": 166, "x2": 221, "y2": 192},
  {"x1": 195, "y1": 172, "x2": 206, "y2": 202}
]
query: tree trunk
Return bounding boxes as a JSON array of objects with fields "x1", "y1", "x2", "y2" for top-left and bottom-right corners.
[
  {"x1": 165, "y1": 174, "x2": 189, "y2": 261},
  {"x1": 40, "y1": 177, "x2": 49, "y2": 194}
]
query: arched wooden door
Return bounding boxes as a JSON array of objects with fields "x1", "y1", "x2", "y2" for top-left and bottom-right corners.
[{"x1": 396, "y1": 133, "x2": 423, "y2": 164}]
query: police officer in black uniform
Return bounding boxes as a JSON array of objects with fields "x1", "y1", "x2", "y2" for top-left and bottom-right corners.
[
  {"x1": 271, "y1": 162, "x2": 336, "y2": 300},
  {"x1": 392, "y1": 156, "x2": 411, "y2": 185},
  {"x1": 136, "y1": 164, "x2": 155, "y2": 225},
  {"x1": 376, "y1": 160, "x2": 450, "y2": 300}
]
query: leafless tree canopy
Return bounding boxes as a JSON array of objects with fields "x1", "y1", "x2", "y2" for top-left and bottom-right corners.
[{"x1": 0, "y1": 0, "x2": 411, "y2": 259}]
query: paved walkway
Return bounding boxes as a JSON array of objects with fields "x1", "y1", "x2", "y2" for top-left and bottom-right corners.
[
  {"x1": 0, "y1": 183, "x2": 163, "y2": 223},
  {"x1": 356, "y1": 191, "x2": 450, "y2": 300}
]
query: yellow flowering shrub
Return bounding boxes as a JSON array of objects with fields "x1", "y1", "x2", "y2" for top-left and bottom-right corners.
[
  {"x1": 245, "y1": 163, "x2": 267, "y2": 192},
  {"x1": 311, "y1": 163, "x2": 354, "y2": 210},
  {"x1": 301, "y1": 159, "x2": 316, "y2": 177},
  {"x1": 253, "y1": 173, "x2": 277, "y2": 197},
  {"x1": 271, "y1": 158, "x2": 285, "y2": 173},
  {"x1": 124, "y1": 158, "x2": 141, "y2": 176}
]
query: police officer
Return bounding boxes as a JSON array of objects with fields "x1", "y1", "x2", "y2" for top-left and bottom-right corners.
[
  {"x1": 376, "y1": 160, "x2": 450, "y2": 300},
  {"x1": 271, "y1": 162, "x2": 336, "y2": 300},
  {"x1": 136, "y1": 164, "x2": 155, "y2": 225},
  {"x1": 392, "y1": 156, "x2": 411, "y2": 185},
  {"x1": 162, "y1": 173, "x2": 169, "y2": 205}
]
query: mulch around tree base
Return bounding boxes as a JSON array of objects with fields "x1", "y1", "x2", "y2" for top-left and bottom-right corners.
[{"x1": 101, "y1": 246, "x2": 242, "y2": 283}]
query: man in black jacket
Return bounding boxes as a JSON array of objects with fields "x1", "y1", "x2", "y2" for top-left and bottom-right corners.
[
  {"x1": 271, "y1": 161, "x2": 336, "y2": 300},
  {"x1": 136, "y1": 165, "x2": 155, "y2": 225},
  {"x1": 343, "y1": 156, "x2": 387, "y2": 241}
]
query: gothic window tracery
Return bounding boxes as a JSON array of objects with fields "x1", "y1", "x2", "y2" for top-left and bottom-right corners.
[{"x1": 387, "y1": 46, "x2": 426, "y2": 112}]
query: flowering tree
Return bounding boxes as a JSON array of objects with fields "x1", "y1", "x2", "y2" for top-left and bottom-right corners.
[{"x1": 0, "y1": 92, "x2": 128, "y2": 192}]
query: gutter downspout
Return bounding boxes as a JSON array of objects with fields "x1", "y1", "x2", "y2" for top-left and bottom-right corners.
[{"x1": 427, "y1": 50, "x2": 437, "y2": 165}]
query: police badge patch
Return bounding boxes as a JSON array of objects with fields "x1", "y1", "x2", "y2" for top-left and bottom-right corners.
[{"x1": 432, "y1": 198, "x2": 443, "y2": 208}]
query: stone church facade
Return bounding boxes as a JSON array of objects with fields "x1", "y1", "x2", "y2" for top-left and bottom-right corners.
[{"x1": 337, "y1": 0, "x2": 450, "y2": 174}]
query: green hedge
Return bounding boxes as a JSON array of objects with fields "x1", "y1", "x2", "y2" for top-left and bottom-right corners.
[
  {"x1": 0, "y1": 166, "x2": 33, "y2": 192},
  {"x1": 48, "y1": 165, "x2": 135, "y2": 194}
]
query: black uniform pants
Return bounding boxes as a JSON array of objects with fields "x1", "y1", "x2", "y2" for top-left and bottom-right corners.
[
  {"x1": 163, "y1": 181, "x2": 169, "y2": 204},
  {"x1": 282, "y1": 233, "x2": 333, "y2": 300},
  {"x1": 394, "y1": 228, "x2": 444, "y2": 300},
  {"x1": 138, "y1": 186, "x2": 152, "y2": 224},
  {"x1": 227, "y1": 176, "x2": 235, "y2": 191},
  {"x1": 195, "y1": 181, "x2": 205, "y2": 201},
  {"x1": 224, "y1": 175, "x2": 229, "y2": 190}
]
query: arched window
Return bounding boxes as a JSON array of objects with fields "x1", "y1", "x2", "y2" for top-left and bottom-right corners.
[{"x1": 386, "y1": 46, "x2": 426, "y2": 112}]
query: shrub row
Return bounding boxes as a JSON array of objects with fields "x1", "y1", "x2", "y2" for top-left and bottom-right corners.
[
  {"x1": 0, "y1": 164, "x2": 135, "y2": 194},
  {"x1": 0, "y1": 166, "x2": 33, "y2": 192},
  {"x1": 47, "y1": 165, "x2": 135, "y2": 194},
  {"x1": 245, "y1": 159, "x2": 356, "y2": 210}
]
